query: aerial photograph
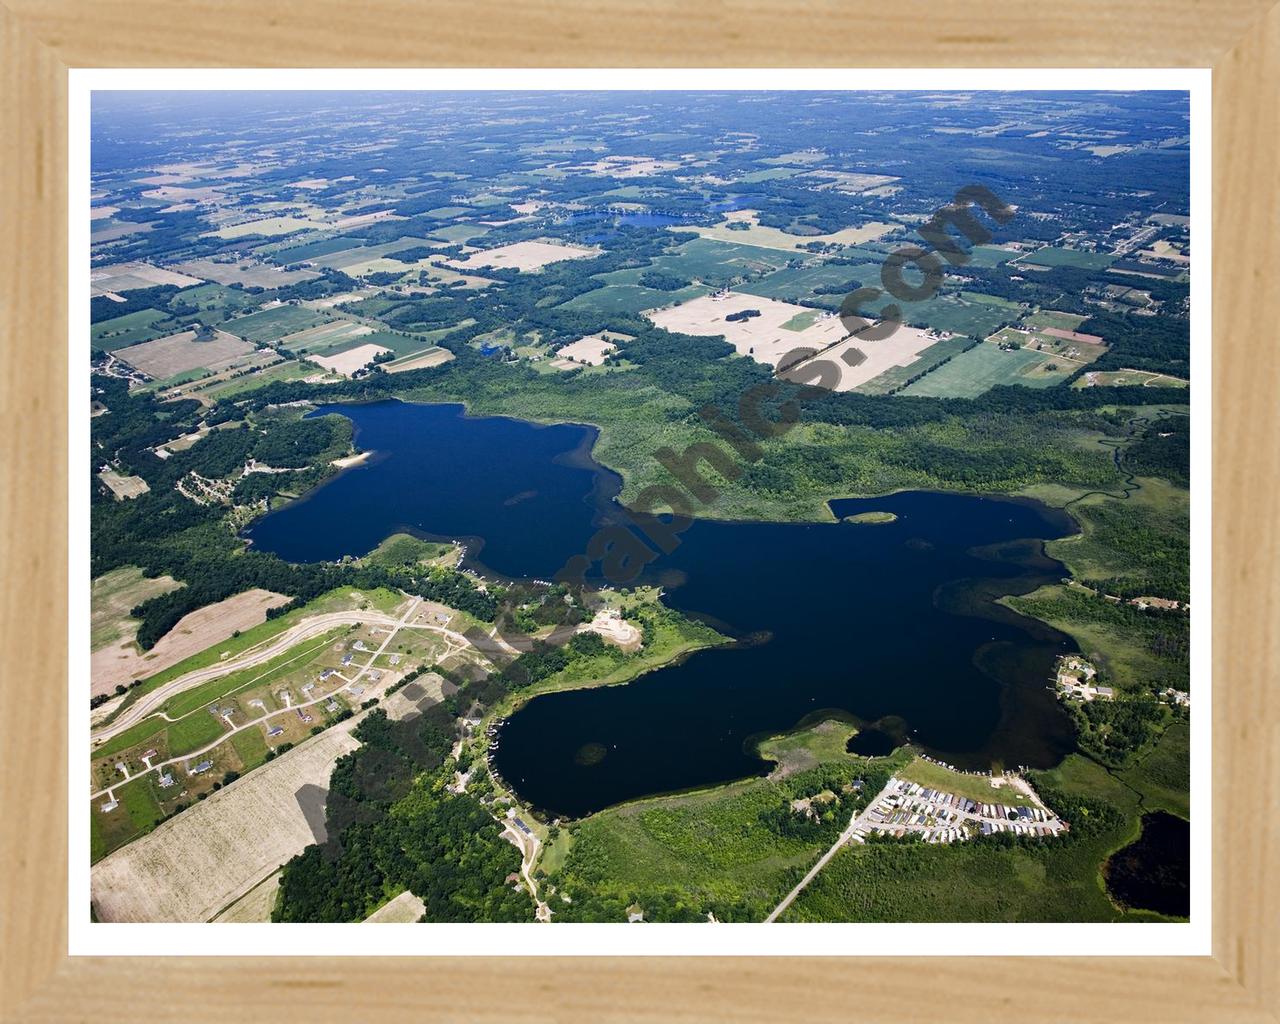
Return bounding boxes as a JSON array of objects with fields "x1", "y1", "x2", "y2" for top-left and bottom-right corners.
[{"x1": 86, "y1": 88, "x2": 1193, "y2": 926}]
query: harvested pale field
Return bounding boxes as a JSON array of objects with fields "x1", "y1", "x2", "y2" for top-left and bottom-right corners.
[
  {"x1": 575, "y1": 155, "x2": 681, "y2": 177},
  {"x1": 90, "y1": 261, "x2": 202, "y2": 296},
  {"x1": 778, "y1": 324, "x2": 949, "y2": 392},
  {"x1": 91, "y1": 567, "x2": 182, "y2": 652},
  {"x1": 98, "y1": 469, "x2": 150, "y2": 501},
  {"x1": 645, "y1": 290, "x2": 849, "y2": 368},
  {"x1": 90, "y1": 206, "x2": 119, "y2": 220},
  {"x1": 556, "y1": 333, "x2": 618, "y2": 365},
  {"x1": 800, "y1": 170, "x2": 901, "y2": 194},
  {"x1": 364, "y1": 890, "x2": 426, "y2": 923},
  {"x1": 306, "y1": 290, "x2": 378, "y2": 309},
  {"x1": 210, "y1": 216, "x2": 325, "y2": 239},
  {"x1": 334, "y1": 209, "x2": 401, "y2": 230},
  {"x1": 446, "y1": 240, "x2": 596, "y2": 273},
  {"x1": 680, "y1": 210, "x2": 897, "y2": 252},
  {"x1": 278, "y1": 320, "x2": 373, "y2": 354},
  {"x1": 385, "y1": 347, "x2": 455, "y2": 373},
  {"x1": 91, "y1": 220, "x2": 156, "y2": 244},
  {"x1": 113, "y1": 329, "x2": 257, "y2": 379},
  {"x1": 170, "y1": 257, "x2": 319, "y2": 288},
  {"x1": 91, "y1": 588, "x2": 289, "y2": 697},
  {"x1": 307, "y1": 342, "x2": 393, "y2": 377},
  {"x1": 91, "y1": 727, "x2": 360, "y2": 922},
  {"x1": 212, "y1": 869, "x2": 281, "y2": 922},
  {"x1": 140, "y1": 184, "x2": 227, "y2": 204}
]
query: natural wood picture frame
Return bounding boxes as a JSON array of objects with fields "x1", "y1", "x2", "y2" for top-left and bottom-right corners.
[{"x1": 2, "y1": 2, "x2": 1276, "y2": 1020}]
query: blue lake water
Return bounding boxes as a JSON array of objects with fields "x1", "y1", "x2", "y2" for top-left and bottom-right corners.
[{"x1": 245, "y1": 400, "x2": 1081, "y2": 817}]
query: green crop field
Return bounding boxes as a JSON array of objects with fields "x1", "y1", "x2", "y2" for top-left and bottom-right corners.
[
  {"x1": 560, "y1": 282, "x2": 712, "y2": 316},
  {"x1": 268, "y1": 235, "x2": 366, "y2": 263},
  {"x1": 737, "y1": 262, "x2": 879, "y2": 305},
  {"x1": 645, "y1": 236, "x2": 795, "y2": 285},
  {"x1": 91, "y1": 309, "x2": 175, "y2": 351},
  {"x1": 428, "y1": 222, "x2": 492, "y2": 244},
  {"x1": 222, "y1": 305, "x2": 330, "y2": 343},
  {"x1": 892, "y1": 289, "x2": 1023, "y2": 338},
  {"x1": 1018, "y1": 247, "x2": 1116, "y2": 271},
  {"x1": 854, "y1": 335, "x2": 975, "y2": 395},
  {"x1": 964, "y1": 245, "x2": 1021, "y2": 268},
  {"x1": 1023, "y1": 309, "x2": 1090, "y2": 332},
  {"x1": 196, "y1": 360, "x2": 318, "y2": 398},
  {"x1": 901, "y1": 341, "x2": 1069, "y2": 397}
]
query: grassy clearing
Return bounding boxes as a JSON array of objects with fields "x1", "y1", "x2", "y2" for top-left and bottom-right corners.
[
  {"x1": 755, "y1": 718, "x2": 859, "y2": 775},
  {"x1": 1118, "y1": 721, "x2": 1189, "y2": 820},
  {"x1": 543, "y1": 724, "x2": 911, "y2": 920},
  {"x1": 91, "y1": 566, "x2": 182, "y2": 651},
  {"x1": 901, "y1": 341, "x2": 1068, "y2": 397},
  {"x1": 897, "y1": 759, "x2": 1036, "y2": 808}
]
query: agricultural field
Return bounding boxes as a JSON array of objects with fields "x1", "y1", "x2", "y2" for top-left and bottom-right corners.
[
  {"x1": 209, "y1": 216, "x2": 325, "y2": 240},
  {"x1": 276, "y1": 319, "x2": 374, "y2": 354},
  {"x1": 170, "y1": 257, "x2": 320, "y2": 289},
  {"x1": 92, "y1": 725, "x2": 362, "y2": 919},
  {"x1": 92, "y1": 588, "x2": 289, "y2": 697},
  {"x1": 560, "y1": 282, "x2": 712, "y2": 316},
  {"x1": 737, "y1": 261, "x2": 875, "y2": 304},
  {"x1": 645, "y1": 290, "x2": 849, "y2": 368},
  {"x1": 893, "y1": 288, "x2": 1023, "y2": 338},
  {"x1": 781, "y1": 325, "x2": 955, "y2": 392},
  {"x1": 265, "y1": 234, "x2": 366, "y2": 263},
  {"x1": 964, "y1": 244, "x2": 1022, "y2": 268},
  {"x1": 384, "y1": 347, "x2": 456, "y2": 373},
  {"x1": 222, "y1": 305, "x2": 330, "y2": 343},
  {"x1": 446, "y1": 240, "x2": 597, "y2": 273},
  {"x1": 90, "y1": 308, "x2": 175, "y2": 351},
  {"x1": 112, "y1": 329, "x2": 257, "y2": 379},
  {"x1": 1015, "y1": 247, "x2": 1116, "y2": 271},
  {"x1": 555, "y1": 334, "x2": 621, "y2": 365},
  {"x1": 307, "y1": 343, "x2": 393, "y2": 377},
  {"x1": 90, "y1": 566, "x2": 183, "y2": 656},
  {"x1": 90, "y1": 261, "x2": 202, "y2": 296},
  {"x1": 853, "y1": 334, "x2": 975, "y2": 395},
  {"x1": 643, "y1": 236, "x2": 798, "y2": 285},
  {"x1": 682, "y1": 209, "x2": 897, "y2": 251},
  {"x1": 900, "y1": 341, "x2": 1073, "y2": 397},
  {"x1": 167, "y1": 281, "x2": 264, "y2": 322},
  {"x1": 1023, "y1": 309, "x2": 1090, "y2": 332}
]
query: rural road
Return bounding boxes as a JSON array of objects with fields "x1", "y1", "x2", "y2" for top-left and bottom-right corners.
[
  {"x1": 92, "y1": 601, "x2": 518, "y2": 747},
  {"x1": 502, "y1": 819, "x2": 551, "y2": 923},
  {"x1": 764, "y1": 779, "x2": 896, "y2": 924},
  {"x1": 90, "y1": 600, "x2": 421, "y2": 801}
]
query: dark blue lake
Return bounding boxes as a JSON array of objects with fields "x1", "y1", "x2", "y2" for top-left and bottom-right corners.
[{"x1": 245, "y1": 400, "x2": 1080, "y2": 817}]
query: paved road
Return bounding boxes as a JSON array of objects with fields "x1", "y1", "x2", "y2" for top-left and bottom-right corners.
[
  {"x1": 764, "y1": 779, "x2": 896, "y2": 924},
  {"x1": 90, "y1": 600, "x2": 421, "y2": 802},
  {"x1": 92, "y1": 602, "x2": 516, "y2": 746}
]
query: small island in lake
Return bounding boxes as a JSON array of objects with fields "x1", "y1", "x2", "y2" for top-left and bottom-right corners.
[{"x1": 843, "y1": 511, "x2": 898, "y2": 525}]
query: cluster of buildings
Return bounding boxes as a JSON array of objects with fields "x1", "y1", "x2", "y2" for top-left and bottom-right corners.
[
  {"x1": 854, "y1": 776, "x2": 1066, "y2": 845},
  {"x1": 1055, "y1": 655, "x2": 1115, "y2": 701}
]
